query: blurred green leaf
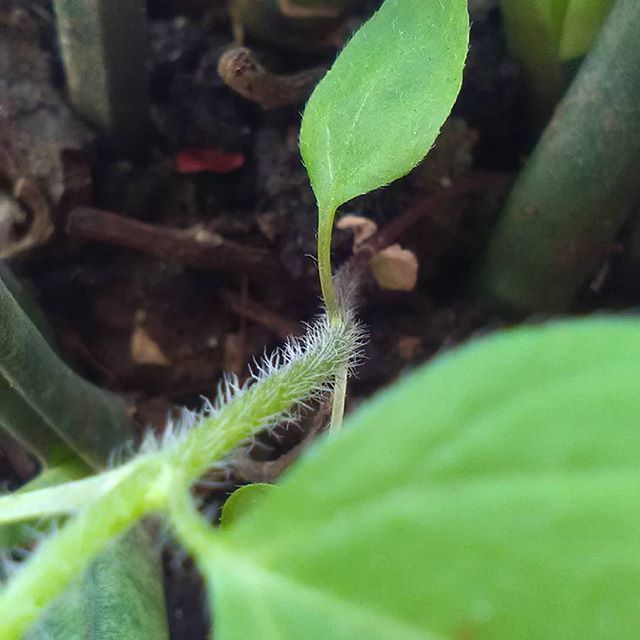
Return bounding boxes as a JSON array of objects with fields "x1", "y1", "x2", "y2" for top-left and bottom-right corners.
[
  {"x1": 208, "y1": 318, "x2": 640, "y2": 639},
  {"x1": 0, "y1": 461, "x2": 88, "y2": 550},
  {"x1": 220, "y1": 483, "x2": 275, "y2": 529},
  {"x1": 26, "y1": 526, "x2": 170, "y2": 640},
  {"x1": 0, "y1": 266, "x2": 56, "y2": 348},
  {"x1": 559, "y1": 0, "x2": 614, "y2": 60},
  {"x1": 0, "y1": 465, "x2": 135, "y2": 529},
  {"x1": 0, "y1": 272, "x2": 131, "y2": 468},
  {"x1": 500, "y1": 0, "x2": 613, "y2": 120}
]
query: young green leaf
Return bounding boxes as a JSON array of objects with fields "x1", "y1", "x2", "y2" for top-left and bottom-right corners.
[
  {"x1": 300, "y1": 0, "x2": 469, "y2": 213},
  {"x1": 300, "y1": 0, "x2": 468, "y2": 312},
  {"x1": 206, "y1": 318, "x2": 640, "y2": 639}
]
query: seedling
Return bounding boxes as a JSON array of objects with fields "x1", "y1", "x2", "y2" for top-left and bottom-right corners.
[
  {"x1": 500, "y1": 0, "x2": 614, "y2": 120},
  {"x1": 3, "y1": 1, "x2": 640, "y2": 638}
]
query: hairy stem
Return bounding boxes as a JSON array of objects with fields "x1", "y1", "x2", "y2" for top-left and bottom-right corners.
[
  {"x1": 172, "y1": 310, "x2": 357, "y2": 478},
  {"x1": 317, "y1": 206, "x2": 351, "y2": 433},
  {"x1": 0, "y1": 465, "x2": 134, "y2": 526}
]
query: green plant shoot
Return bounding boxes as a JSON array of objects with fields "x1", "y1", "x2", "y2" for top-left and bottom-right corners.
[
  {"x1": 300, "y1": 0, "x2": 469, "y2": 318},
  {"x1": 300, "y1": 0, "x2": 468, "y2": 431}
]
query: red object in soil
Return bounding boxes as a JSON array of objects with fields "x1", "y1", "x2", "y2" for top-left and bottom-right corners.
[{"x1": 175, "y1": 149, "x2": 246, "y2": 174}]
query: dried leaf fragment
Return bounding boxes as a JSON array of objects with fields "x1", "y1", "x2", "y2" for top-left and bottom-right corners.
[
  {"x1": 131, "y1": 321, "x2": 170, "y2": 366},
  {"x1": 0, "y1": 178, "x2": 54, "y2": 258},
  {"x1": 336, "y1": 214, "x2": 378, "y2": 249},
  {"x1": 370, "y1": 244, "x2": 419, "y2": 291},
  {"x1": 218, "y1": 47, "x2": 324, "y2": 109}
]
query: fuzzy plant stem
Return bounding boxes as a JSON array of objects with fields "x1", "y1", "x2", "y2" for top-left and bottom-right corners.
[
  {"x1": 329, "y1": 366, "x2": 348, "y2": 435},
  {"x1": 169, "y1": 309, "x2": 358, "y2": 478},
  {"x1": 477, "y1": 0, "x2": 640, "y2": 315},
  {"x1": 0, "y1": 312, "x2": 358, "y2": 639}
]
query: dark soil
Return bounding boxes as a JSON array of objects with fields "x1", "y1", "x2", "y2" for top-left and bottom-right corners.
[{"x1": 1, "y1": 0, "x2": 638, "y2": 638}]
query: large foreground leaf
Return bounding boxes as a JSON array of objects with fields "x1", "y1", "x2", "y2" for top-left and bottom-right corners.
[{"x1": 209, "y1": 318, "x2": 640, "y2": 639}]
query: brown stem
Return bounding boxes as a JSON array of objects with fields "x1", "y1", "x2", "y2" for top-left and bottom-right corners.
[
  {"x1": 218, "y1": 46, "x2": 325, "y2": 109},
  {"x1": 66, "y1": 207, "x2": 284, "y2": 283}
]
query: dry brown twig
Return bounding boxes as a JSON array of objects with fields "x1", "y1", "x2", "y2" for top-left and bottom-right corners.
[
  {"x1": 66, "y1": 207, "x2": 284, "y2": 283},
  {"x1": 218, "y1": 46, "x2": 326, "y2": 109}
]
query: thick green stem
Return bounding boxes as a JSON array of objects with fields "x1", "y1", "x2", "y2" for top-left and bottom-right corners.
[
  {"x1": 168, "y1": 481, "x2": 221, "y2": 568},
  {"x1": 477, "y1": 0, "x2": 640, "y2": 315},
  {"x1": 0, "y1": 465, "x2": 135, "y2": 526},
  {"x1": 0, "y1": 461, "x2": 89, "y2": 551},
  {"x1": 0, "y1": 459, "x2": 169, "y2": 640}
]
